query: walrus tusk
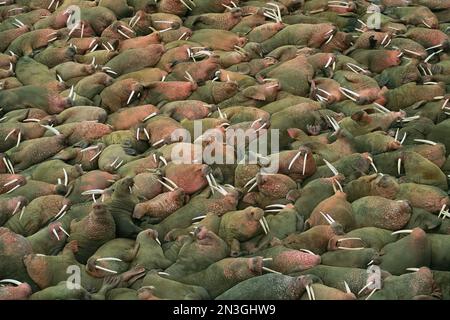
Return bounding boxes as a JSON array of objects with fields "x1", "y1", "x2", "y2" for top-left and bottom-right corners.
[
  {"x1": 247, "y1": 181, "x2": 258, "y2": 193},
  {"x1": 406, "y1": 268, "x2": 419, "y2": 272},
  {"x1": 325, "y1": 33, "x2": 334, "y2": 44},
  {"x1": 157, "y1": 179, "x2": 174, "y2": 191},
  {"x1": 403, "y1": 49, "x2": 422, "y2": 57},
  {"x1": 158, "y1": 272, "x2": 170, "y2": 276},
  {"x1": 425, "y1": 43, "x2": 443, "y2": 51},
  {"x1": 265, "y1": 204, "x2": 286, "y2": 209},
  {"x1": 54, "y1": 204, "x2": 68, "y2": 220},
  {"x1": 358, "y1": 280, "x2": 375, "y2": 295},
  {"x1": 118, "y1": 29, "x2": 131, "y2": 39},
  {"x1": 152, "y1": 139, "x2": 165, "y2": 147},
  {"x1": 262, "y1": 258, "x2": 273, "y2": 262},
  {"x1": 320, "y1": 211, "x2": 333, "y2": 225},
  {"x1": 19, "y1": 207, "x2": 25, "y2": 220},
  {"x1": 95, "y1": 265, "x2": 117, "y2": 274},
  {"x1": 306, "y1": 284, "x2": 316, "y2": 300},
  {"x1": 397, "y1": 158, "x2": 402, "y2": 176},
  {"x1": 3, "y1": 157, "x2": 14, "y2": 175},
  {"x1": 425, "y1": 49, "x2": 443, "y2": 63},
  {"x1": 142, "y1": 112, "x2": 158, "y2": 122},
  {"x1": 323, "y1": 159, "x2": 339, "y2": 176},
  {"x1": 159, "y1": 156, "x2": 168, "y2": 166},
  {"x1": 127, "y1": 91, "x2": 135, "y2": 105},
  {"x1": 0, "y1": 279, "x2": 22, "y2": 286},
  {"x1": 52, "y1": 228, "x2": 60, "y2": 241},
  {"x1": 96, "y1": 257, "x2": 123, "y2": 262},
  {"x1": 365, "y1": 288, "x2": 378, "y2": 300},
  {"x1": 259, "y1": 219, "x2": 268, "y2": 234},
  {"x1": 162, "y1": 176, "x2": 179, "y2": 189},
  {"x1": 180, "y1": 0, "x2": 192, "y2": 10},
  {"x1": 11, "y1": 201, "x2": 21, "y2": 216},
  {"x1": 288, "y1": 151, "x2": 302, "y2": 171},
  {"x1": 367, "y1": 156, "x2": 378, "y2": 173},
  {"x1": 89, "y1": 150, "x2": 102, "y2": 162},
  {"x1": 4, "y1": 128, "x2": 16, "y2": 141},
  {"x1": 81, "y1": 189, "x2": 105, "y2": 195},
  {"x1": 178, "y1": 32, "x2": 187, "y2": 41},
  {"x1": 373, "y1": 103, "x2": 390, "y2": 113},
  {"x1": 63, "y1": 168, "x2": 68, "y2": 186},
  {"x1": 192, "y1": 215, "x2": 206, "y2": 221},
  {"x1": 336, "y1": 237, "x2": 362, "y2": 243},
  {"x1": 413, "y1": 139, "x2": 436, "y2": 146},
  {"x1": 343, "y1": 281, "x2": 352, "y2": 294},
  {"x1": 337, "y1": 246, "x2": 364, "y2": 250},
  {"x1": 262, "y1": 267, "x2": 281, "y2": 275},
  {"x1": 391, "y1": 229, "x2": 413, "y2": 235},
  {"x1": 3, "y1": 178, "x2": 18, "y2": 187},
  {"x1": 59, "y1": 226, "x2": 70, "y2": 237},
  {"x1": 300, "y1": 249, "x2": 315, "y2": 255},
  {"x1": 244, "y1": 177, "x2": 257, "y2": 189},
  {"x1": 6, "y1": 184, "x2": 21, "y2": 194}
]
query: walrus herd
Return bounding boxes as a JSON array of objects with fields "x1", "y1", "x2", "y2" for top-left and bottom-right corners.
[{"x1": 1, "y1": 0, "x2": 450, "y2": 300}]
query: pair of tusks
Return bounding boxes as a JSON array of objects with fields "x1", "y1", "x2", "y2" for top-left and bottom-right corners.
[
  {"x1": 358, "y1": 281, "x2": 378, "y2": 300},
  {"x1": 102, "y1": 66, "x2": 117, "y2": 76},
  {"x1": 305, "y1": 284, "x2": 316, "y2": 300},
  {"x1": 264, "y1": 204, "x2": 287, "y2": 213},
  {"x1": 129, "y1": 14, "x2": 142, "y2": 28},
  {"x1": 53, "y1": 204, "x2": 68, "y2": 221},
  {"x1": 326, "y1": 115, "x2": 340, "y2": 132},
  {"x1": 367, "y1": 156, "x2": 378, "y2": 173},
  {"x1": 135, "y1": 127, "x2": 150, "y2": 141},
  {"x1": 4, "y1": 128, "x2": 21, "y2": 148},
  {"x1": 331, "y1": 178, "x2": 343, "y2": 193},
  {"x1": 263, "y1": 3, "x2": 282, "y2": 23},
  {"x1": 323, "y1": 159, "x2": 339, "y2": 176},
  {"x1": 372, "y1": 102, "x2": 390, "y2": 114},
  {"x1": 438, "y1": 204, "x2": 449, "y2": 220},
  {"x1": 206, "y1": 173, "x2": 229, "y2": 196},
  {"x1": 346, "y1": 63, "x2": 368, "y2": 74},
  {"x1": 11, "y1": 18, "x2": 25, "y2": 29},
  {"x1": 339, "y1": 87, "x2": 360, "y2": 102},
  {"x1": 52, "y1": 225, "x2": 70, "y2": 241},
  {"x1": 47, "y1": 0, "x2": 60, "y2": 10},
  {"x1": 425, "y1": 49, "x2": 443, "y2": 63},
  {"x1": 0, "y1": 279, "x2": 22, "y2": 286},
  {"x1": 288, "y1": 150, "x2": 308, "y2": 175},
  {"x1": 259, "y1": 216, "x2": 270, "y2": 234},
  {"x1": 110, "y1": 157, "x2": 124, "y2": 170},
  {"x1": 157, "y1": 176, "x2": 179, "y2": 191},
  {"x1": 2, "y1": 157, "x2": 15, "y2": 174},
  {"x1": 259, "y1": 256, "x2": 281, "y2": 275},
  {"x1": 117, "y1": 25, "x2": 135, "y2": 39},
  {"x1": 179, "y1": 0, "x2": 194, "y2": 11},
  {"x1": 151, "y1": 154, "x2": 167, "y2": 166}
]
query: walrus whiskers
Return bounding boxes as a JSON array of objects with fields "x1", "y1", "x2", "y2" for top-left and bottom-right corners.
[
  {"x1": 89, "y1": 150, "x2": 102, "y2": 162},
  {"x1": 96, "y1": 257, "x2": 123, "y2": 262},
  {"x1": 259, "y1": 219, "x2": 268, "y2": 234},
  {"x1": 95, "y1": 265, "x2": 117, "y2": 274},
  {"x1": 18, "y1": 207, "x2": 25, "y2": 220}
]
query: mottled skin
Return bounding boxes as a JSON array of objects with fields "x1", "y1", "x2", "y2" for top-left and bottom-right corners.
[
  {"x1": 74, "y1": 72, "x2": 114, "y2": 101},
  {"x1": 161, "y1": 100, "x2": 214, "y2": 121},
  {"x1": 133, "y1": 188, "x2": 185, "y2": 222},
  {"x1": 141, "y1": 80, "x2": 198, "y2": 105},
  {"x1": 116, "y1": 68, "x2": 167, "y2": 86},
  {"x1": 0, "y1": 282, "x2": 32, "y2": 300},
  {"x1": 217, "y1": 274, "x2": 311, "y2": 300},
  {"x1": 69, "y1": 203, "x2": 116, "y2": 264},
  {"x1": 100, "y1": 79, "x2": 144, "y2": 113},
  {"x1": 140, "y1": 270, "x2": 210, "y2": 300},
  {"x1": 34, "y1": 46, "x2": 77, "y2": 69},
  {"x1": 178, "y1": 257, "x2": 264, "y2": 298},
  {"x1": 344, "y1": 227, "x2": 396, "y2": 251},
  {"x1": 143, "y1": 115, "x2": 184, "y2": 147},
  {"x1": 106, "y1": 105, "x2": 159, "y2": 130},
  {"x1": 0, "y1": 179, "x2": 67, "y2": 203},
  {"x1": 26, "y1": 221, "x2": 68, "y2": 255},
  {"x1": 7, "y1": 29, "x2": 61, "y2": 56},
  {"x1": 22, "y1": 160, "x2": 83, "y2": 185},
  {"x1": 189, "y1": 29, "x2": 247, "y2": 51},
  {"x1": 306, "y1": 191, "x2": 355, "y2": 232},
  {"x1": 377, "y1": 228, "x2": 431, "y2": 276},
  {"x1": 30, "y1": 281, "x2": 91, "y2": 300},
  {"x1": 344, "y1": 174, "x2": 400, "y2": 202},
  {"x1": 5, "y1": 195, "x2": 70, "y2": 236},
  {"x1": 130, "y1": 229, "x2": 172, "y2": 270},
  {"x1": 352, "y1": 197, "x2": 411, "y2": 231},
  {"x1": 0, "y1": 85, "x2": 71, "y2": 115},
  {"x1": 188, "y1": 80, "x2": 238, "y2": 105},
  {"x1": 163, "y1": 163, "x2": 210, "y2": 195},
  {"x1": 65, "y1": 170, "x2": 118, "y2": 204}
]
